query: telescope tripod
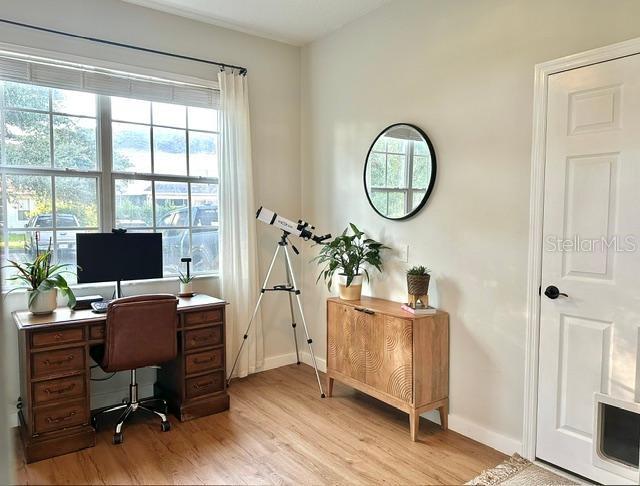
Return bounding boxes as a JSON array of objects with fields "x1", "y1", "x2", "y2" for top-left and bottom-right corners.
[{"x1": 226, "y1": 231, "x2": 325, "y2": 398}]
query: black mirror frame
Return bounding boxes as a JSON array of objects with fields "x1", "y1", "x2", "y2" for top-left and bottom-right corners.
[{"x1": 363, "y1": 123, "x2": 437, "y2": 221}]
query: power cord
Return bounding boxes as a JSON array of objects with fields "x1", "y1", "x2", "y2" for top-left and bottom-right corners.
[{"x1": 89, "y1": 364, "x2": 117, "y2": 382}]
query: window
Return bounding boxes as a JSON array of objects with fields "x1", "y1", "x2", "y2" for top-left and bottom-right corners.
[
  {"x1": 368, "y1": 135, "x2": 430, "y2": 218},
  {"x1": 1, "y1": 79, "x2": 219, "y2": 286}
]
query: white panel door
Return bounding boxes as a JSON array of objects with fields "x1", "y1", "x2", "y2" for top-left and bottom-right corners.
[{"x1": 537, "y1": 54, "x2": 640, "y2": 484}]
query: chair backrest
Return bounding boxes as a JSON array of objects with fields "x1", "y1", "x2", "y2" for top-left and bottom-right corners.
[{"x1": 102, "y1": 294, "x2": 178, "y2": 372}]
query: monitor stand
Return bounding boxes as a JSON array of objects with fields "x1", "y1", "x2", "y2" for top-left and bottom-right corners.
[{"x1": 115, "y1": 280, "x2": 123, "y2": 299}]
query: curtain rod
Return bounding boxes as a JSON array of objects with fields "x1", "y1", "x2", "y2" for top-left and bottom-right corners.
[{"x1": 0, "y1": 18, "x2": 248, "y2": 75}]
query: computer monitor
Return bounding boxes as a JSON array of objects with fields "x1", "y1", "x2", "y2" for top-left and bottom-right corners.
[{"x1": 76, "y1": 233, "x2": 163, "y2": 285}]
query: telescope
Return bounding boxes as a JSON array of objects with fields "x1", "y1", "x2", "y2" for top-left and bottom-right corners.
[
  {"x1": 256, "y1": 207, "x2": 331, "y2": 244},
  {"x1": 228, "y1": 207, "x2": 331, "y2": 396}
]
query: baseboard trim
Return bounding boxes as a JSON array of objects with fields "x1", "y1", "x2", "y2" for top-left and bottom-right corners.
[
  {"x1": 448, "y1": 413, "x2": 522, "y2": 456},
  {"x1": 299, "y1": 352, "x2": 327, "y2": 372},
  {"x1": 91, "y1": 384, "x2": 155, "y2": 410}
]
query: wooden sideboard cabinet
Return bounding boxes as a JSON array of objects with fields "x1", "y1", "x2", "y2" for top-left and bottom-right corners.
[{"x1": 326, "y1": 297, "x2": 449, "y2": 441}]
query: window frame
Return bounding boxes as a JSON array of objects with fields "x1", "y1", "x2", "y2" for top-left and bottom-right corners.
[
  {"x1": 1, "y1": 82, "x2": 220, "y2": 287},
  {"x1": 369, "y1": 138, "x2": 428, "y2": 216}
]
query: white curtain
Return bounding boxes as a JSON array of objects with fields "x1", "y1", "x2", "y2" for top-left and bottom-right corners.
[{"x1": 218, "y1": 70, "x2": 264, "y2": 376}]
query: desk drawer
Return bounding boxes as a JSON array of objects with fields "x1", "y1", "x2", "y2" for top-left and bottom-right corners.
[
  {"x1": 32, "y1": 328, "x2": 84, "y2": 348},
  {"x1": 184, "y1": 309, "x2": 223, "y2": 327},
  {"x1": 185, "y1": 371, "x2": 224, "y2": 399},
  {"x1": 89, "y1": 325, "x2": 105, "y2": 340},
  {"x1": 32, "y1": 347, "x2": 85, "y2": 379},
  {"x1": 33, "y1": 399, "x2": 88, "y2": 434},
  {"x1": 184, "y1": 325, "x2": 222, "y2": 350},
  {"x1": 185, "y1": 348, "x2": 224, "y2": 375},
  {"x1": 33, "y1": 375, "x2": 85, "y2": 405}
]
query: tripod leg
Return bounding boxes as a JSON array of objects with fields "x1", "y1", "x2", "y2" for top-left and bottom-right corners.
[
  {"x1": 226, "y1": 245, "x2": 281, "y2": 385},
  {"x1": 282, "y1": 246, "x2": 326, "y2": 398},
  {"x1": 285, "y1": 263, "x2": 301, "y2": 365}
]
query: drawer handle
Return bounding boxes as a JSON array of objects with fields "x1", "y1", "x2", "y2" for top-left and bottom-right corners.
[
  {"x1": 355, "y1": 307, "x2": 375, "y2": 315},
  {"x1": 193, "y1": 381, "x2": 214, "y2": 389},
  {"x1": 43, "y1": 355, "x2": 74, "y2": 366},
  {"x1": 192, "y1": 334, "x2": 213, "y2": 342},
  {"x1": 44, "y1": 383, "x2": 76, "y2": 395},
  {"x1": 54, "y1": 333, "x2": 63, "y2": 340},
  {"x1": 193, "y1": 356, "x2": 214, "y2": 365},
  {"x1": 46, "y1": 411, "x2": 77, "y2": 423}
]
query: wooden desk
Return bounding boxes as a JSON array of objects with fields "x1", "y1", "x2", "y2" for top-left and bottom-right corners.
[{"x1": 13, "y1": 294, "x2": 229, "y2": 463}]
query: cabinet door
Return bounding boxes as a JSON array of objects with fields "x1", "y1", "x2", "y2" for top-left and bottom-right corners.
[
  {"x1": 327, "y1": 302, "x2": 366, "y2": 382},
  {"x1": 365, "y1": 314, "x2": 413, "y2": 403}
]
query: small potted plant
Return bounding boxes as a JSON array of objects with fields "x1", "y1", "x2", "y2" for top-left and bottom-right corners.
[
  {"x1": 178, "y1": 257, "x2": 194, "y2": 296},
  {"x1": 407, "y1": 265, "x2": 430, "y2": 308},
  {"x1": 3, "y1": 238, "x2": 76, "y2": 314},
  {"x1": 313, "y1": 223, "x2": 388, "y2": 301}
]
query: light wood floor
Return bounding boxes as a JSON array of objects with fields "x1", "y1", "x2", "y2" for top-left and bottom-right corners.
[{"x1": 13, "y1": 364, "x2": 504, "y2": 485}]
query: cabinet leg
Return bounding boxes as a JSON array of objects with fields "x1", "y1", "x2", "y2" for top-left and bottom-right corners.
[
  {"x1": 438, "y1": 401, "x2": 449, "y2": 431},
  {"x1": 409, "y1": 409, "x2": 418, "y2": 441},
  {"x1": 327, "y1": 377, "x2": 334, "y2": 397}
]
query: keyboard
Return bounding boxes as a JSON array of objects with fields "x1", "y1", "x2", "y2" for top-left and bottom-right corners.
[{"x1": 90, "y1": 300, "x2": 112, "y2": 313}]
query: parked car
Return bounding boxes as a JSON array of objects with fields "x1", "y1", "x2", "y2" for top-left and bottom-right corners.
[
  {"x1": 24, "y1": 213, "x2": 80, "y2": 260},
  {"x1": 160, "y1": 205, "x2": 219, "y2": 273}
]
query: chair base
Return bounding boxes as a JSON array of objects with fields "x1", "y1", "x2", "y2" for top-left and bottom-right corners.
[{"x1": 92, "y1": 369, "x2": 171, "y2": 444}]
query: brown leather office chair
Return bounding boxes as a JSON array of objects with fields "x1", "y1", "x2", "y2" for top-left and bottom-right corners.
[{"x1": 90, "y1": 294, "x2": 178, "y2": 444}]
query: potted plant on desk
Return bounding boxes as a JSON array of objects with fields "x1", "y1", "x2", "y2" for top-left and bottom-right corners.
[
  {"x1": 178, "y1": 257, "x2": 194, "y2": 297},
  {"x1": 313, "y1": 223, "x2": 388, "y2": 301},
  {"x1": 3, "y1": 237, "x2": 76, "y2": 314}
]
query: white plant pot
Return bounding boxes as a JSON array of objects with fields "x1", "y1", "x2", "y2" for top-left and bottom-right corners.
[
  {"x1": 28, "y1": 288, "x2": 58, "y2": 315},
  {"x1": 337, "y1": 274, "x2": 363, "y2": 301},
  {"x1": 179, "y1": 281, "x2": 194, "y2": 296}
]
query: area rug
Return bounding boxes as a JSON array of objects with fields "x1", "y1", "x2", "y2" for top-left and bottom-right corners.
[{"x1": 466, "y1": 454, "x2": 578, "y2": 485}]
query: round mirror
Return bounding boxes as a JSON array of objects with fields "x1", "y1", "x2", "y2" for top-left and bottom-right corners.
[{"x1": 364, "y1": 123, "x2": 436, "y2": 220}]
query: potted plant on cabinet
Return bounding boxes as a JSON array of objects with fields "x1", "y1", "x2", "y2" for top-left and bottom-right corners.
[
  {"x1": 3, "y1": 239, "x2": 76, "y2": 314},
  {"x1": 406, "y1": 265, "x2": 430, "y2": 308},
  {"x1": 313, "y1": 223, "x2": 388, "y2": 301}
]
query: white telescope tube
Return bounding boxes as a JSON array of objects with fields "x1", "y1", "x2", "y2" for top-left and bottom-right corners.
[{"x1": 256, "y1": 207, "x2": 330, "y2": 244}]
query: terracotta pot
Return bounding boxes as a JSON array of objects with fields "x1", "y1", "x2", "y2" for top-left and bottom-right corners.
[
  {"x1": 337, "y1": 274, "x2": 363, "y2": 301},
  {"x1": 28, "y1": 288, "x2": 57, "y2": 315}
]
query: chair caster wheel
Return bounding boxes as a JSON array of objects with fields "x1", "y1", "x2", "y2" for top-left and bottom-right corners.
[
  {"x1": 113, "y1": 432, "x2": 123, "y2": 444},
  {"x1": 161, "y1": 421, "x2": 171, "y2": 432}
]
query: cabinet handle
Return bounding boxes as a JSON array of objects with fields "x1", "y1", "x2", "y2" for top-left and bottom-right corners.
[
  {"x1": 44, "y1": 383, "x2": 76, "y2": 395},
  {"x1": 194, "y1": 381, "x2": 214, "y2": 389},
  {"x1": 193, "y1": 356, "x2": 214, "y2": 364},
  {"x1": 355, "y1": 307, "x2": 375, "y2": 315},
  {"x1": 46, "y1": 411, "x2": 76, "y2": 423},
  {"x1": 44, "y1": 355, "x2": 74, "y2": 366}
]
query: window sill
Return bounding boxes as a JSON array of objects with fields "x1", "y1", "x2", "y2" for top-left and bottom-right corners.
[{"x1": 1, "y1": 273, "x2": 219, "y2": 297}]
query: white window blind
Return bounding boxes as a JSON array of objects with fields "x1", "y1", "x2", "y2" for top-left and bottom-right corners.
[{"x1": 0, "y1": 52, "x2": 220, "y2": 109}]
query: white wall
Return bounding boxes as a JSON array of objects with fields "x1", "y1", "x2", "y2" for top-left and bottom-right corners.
[
  {"x1": 0, "y1": 0, "x2": 302, "y2": 424},
  {"x1": 300, "y1": 0, "x2": 640, "y2": 453}
]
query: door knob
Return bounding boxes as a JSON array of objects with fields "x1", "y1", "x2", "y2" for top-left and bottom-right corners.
[{"x1": 544, "y1": 285, "x2": 568, "y2": 299}]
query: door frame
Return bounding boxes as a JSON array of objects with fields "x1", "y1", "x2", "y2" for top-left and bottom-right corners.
[{"x1": 523, "y1": 36, "x2": 640, "y2": 460}]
